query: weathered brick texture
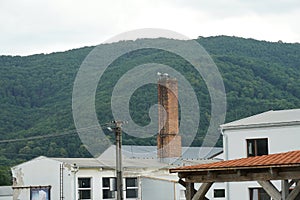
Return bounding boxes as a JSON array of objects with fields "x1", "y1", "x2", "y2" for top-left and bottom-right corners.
[{"x1": 157, "y1": 77, "x2": 182, "y2": 158}]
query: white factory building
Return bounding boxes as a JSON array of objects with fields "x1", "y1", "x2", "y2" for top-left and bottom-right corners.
[{"x1": 11, "y1": 146, "x2": 221, "y2": 200}]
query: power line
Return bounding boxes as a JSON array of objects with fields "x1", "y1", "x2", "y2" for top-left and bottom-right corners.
[
  {"x1": 0, "y1": 124, "x2": 158, "y2": 144},
  {"x1": 0, "y1": 124, "x2": 111, "y2": 144},
  {"x1": 0, "y1": 130, "x2": 77, "y2": 144}
]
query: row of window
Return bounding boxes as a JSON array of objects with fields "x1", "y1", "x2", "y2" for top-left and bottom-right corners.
[
  {"x1": 202, "y1": 188, "x2": 269, "y2": 199},
  {"x1": 77, "y1": 138, "x2": 269, "y2": 200},
  {"x1": 78, "y1": 177, "x2": 138, "y2": 200}
]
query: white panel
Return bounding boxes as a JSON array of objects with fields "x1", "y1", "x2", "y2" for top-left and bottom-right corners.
[{"x1": 141, "y1": 178, "x2": 174, "y2": 200}]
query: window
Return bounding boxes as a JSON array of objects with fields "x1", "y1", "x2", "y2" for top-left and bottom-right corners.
[
  {"x1": 125, "y1": 178, "x2": 138, "y2": 199},
  {"x1": 30, "y1": 186, "x2": 51, "y2": 200},
  {"x1": 214, "y1": 189, "x2": 225, "y2": 198},
  {"x1": 249, "y1": 188, "x2": 271, "y2": 200},
  {"x1": 247, "y1": 138, "x2": 268, "y2": 157},
  {"x1": 78, "y1": 178, "x2": 92, "y2": 200},
  {"x1": 102, "y1": 177, "x2": 116, "y2": 199},
  {"x1": 102, "y1": 177, "x2": 138, "y2": 199}
]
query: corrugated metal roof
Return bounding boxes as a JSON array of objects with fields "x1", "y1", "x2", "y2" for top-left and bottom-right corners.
[
  {"x1": 52, "y1": 157, "x2": 103, "y2": 168},
  {"x1": 53, "y1": 156, "x2": 216, "y2": 169},
  {"x1": 221, "y1": 109, "x2": 300, "y2": 129},
  {"x1": 52, "y1": 145, "x2": 222, "y2": 169},
  {"x1": 99, "y1": 145, "x2": 222, "y2": 160},
  {"x1": 170, "y1": 150, "x2": 300, "y2": 172}
]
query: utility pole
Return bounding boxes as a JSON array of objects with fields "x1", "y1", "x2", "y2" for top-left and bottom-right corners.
[{"x1": 107, "y1": 120, "x2": 126, "y2": 200}]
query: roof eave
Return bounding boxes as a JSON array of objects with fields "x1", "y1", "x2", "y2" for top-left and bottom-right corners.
[
  {"x1": 170, "y1": 163, "x2": 300, "y2": 173},
  {"x1": 221, "y1": 121, "x2": 300, "y2": 131}
]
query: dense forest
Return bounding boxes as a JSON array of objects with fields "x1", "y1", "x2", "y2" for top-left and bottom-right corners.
[{"x1": 0, "y1": 36, "x2": 299, "y2": 185}]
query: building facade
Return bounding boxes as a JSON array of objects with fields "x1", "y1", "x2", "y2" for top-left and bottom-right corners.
[
  {"x1": 170, "y1": 109, "x2": 300, "y2": 200},
  {"x1": 11, "y1": 145, "x2": 221, "y2": 200},
  {"x1": 219, "y1": 109, "x2": 300, "y2": 200}
]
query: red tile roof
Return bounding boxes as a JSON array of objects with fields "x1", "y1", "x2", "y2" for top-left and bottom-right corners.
[{"x1": 170, "y1": 150, "x2": 300, "y2": 173}]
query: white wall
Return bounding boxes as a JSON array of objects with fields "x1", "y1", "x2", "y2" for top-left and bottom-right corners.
[
  {"x1": 0, "y1": 197, "x2": 12, "y2": 200},
  {"x1": 12, "y1": 156, "x2": 216, "y2": 200},
  {"x1": 141, "y1": 178, "x2": 175, "y2": 200},
  {"x1": 224, "y1": 124, "x2": 300, "y2": 160},
  {"x1": 11, "y1": 157, "x2": 73, "y2": 200},
  {"x1": 222, "y1": 124, "x2": 300, "y2": 200},
  {"x1": 0, "y1": 186, "x2": 12, "y2": 200}
]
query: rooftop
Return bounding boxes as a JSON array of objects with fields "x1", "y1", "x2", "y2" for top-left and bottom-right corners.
[
  {"x1": 51, "y1": 146, "x2": 222, "y2": 169},
  {"x1": 99, "y1": 145, "x2": 222, "y2": 160},
  {"x1": 170, "y1": 150, "x2": 300, "y2": 173},
  {"x1": 221, "y1": 109, "x2": 300, "y2": 130}
]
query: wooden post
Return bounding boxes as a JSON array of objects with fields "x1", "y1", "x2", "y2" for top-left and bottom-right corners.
[
  {"x1": 286, "y1": 180, "x2": 300, "y2": 200},
  {"x1": 258, "y1": 180, "x2": 281, "y2": 200},
  {"x1": 192, "y1": 182, "x2": 213, "y2": 200},
  {"x1": 281, "y1": 180, "x2": 289, "y2": 199},
  {"x1": 186, "y1": 182, "x2": 195, "y2": 200}
]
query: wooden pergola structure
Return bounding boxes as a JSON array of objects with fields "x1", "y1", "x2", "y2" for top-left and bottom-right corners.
[{"x1": 170, "y1": 150, "x2": 300, "y2": 200}]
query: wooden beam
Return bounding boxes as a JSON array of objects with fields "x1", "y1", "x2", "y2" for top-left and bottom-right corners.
[
  {"x1": 286, "y1": 180, "x2": 300, "y2": 200},
  {"x1": 257, "y1": 180, "x2": 281, "y2": 200},
  {"x1": 281, "y1": 180, "x2": 289, "y2": 199},
  {"x1": 192, "y1": 182, "x2": 213, "y2": 200},
  {"x1": 186, "y1": 182, "x2": 195, "y2": 200},
  {"x1": 237, "y1": 169, "x2": 247, "y2": 177},
  {"x1": 184, "y1": 168, "x2": 300, "y2": 183},
  {"x1": 269, "y1": 167, "x2": 279, "y2": 178},
  {"x1": 178, "y1": 179, "x2": 197, "y2": 195}
]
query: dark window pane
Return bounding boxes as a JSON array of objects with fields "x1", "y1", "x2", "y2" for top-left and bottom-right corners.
[
  {"x1": 126, "y1": 188, "x2": 138, "y2": 198},
  {"x1": 257, "y1": 139, "x2": 268, "y2": 156},
  {"x1": 247, "y1": 138, "x2": 268, "y2": 157},
  {"x1": 78, "y1": 178, "x2": 91, "y2": 188},
  {"x1": 249, "y1": 188, "x2": 270, "y2": 200},
  {"x1": 102, "y1": 178, "x2": 110, "y2": 187},
  {"x1": 79, "y1": 189, "x2": 91, "y2": 199},
  {"x1": 103, "y1": 189, "x2": 115, "y2": 199},
  {"x1": 126, "y1": 178, "x2": 137, "y2": 187},
  {"x1": 214, "y1": 189, "x2": 225, "y2": 198},
  {"x1": 259, "y1": 188, "x2": 271, "y2": 200}
]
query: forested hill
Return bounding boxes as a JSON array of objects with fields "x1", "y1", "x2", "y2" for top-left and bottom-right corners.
[{"x1": 0, "y1": 36, "x2": 300, "y2": 184}]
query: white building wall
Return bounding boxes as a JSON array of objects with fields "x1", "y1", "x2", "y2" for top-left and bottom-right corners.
[
  {"x1": 224, "y1": 124, "x2": 300, "y2": 160},
  {"x1": 141, "y1": 178, "x2": 175, "y2": 200},
  {"x1": 222, "y1": 124, "x2": 300, "y2": 200},
  {"x1": 0, "y1": 196, "x2": 12, "y2": 200},
  {"x1": 11, "y1": 157, "x2": 73, "y2": 200},
  {"x1": 12, "y1": 157, "x2": 186, "y2": 200},
  {"x1": 0, "y1": 186, "x2": 12, "y2": 200}
]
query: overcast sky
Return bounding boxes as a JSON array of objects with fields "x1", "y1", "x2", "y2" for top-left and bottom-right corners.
[{"x1": 1, "y1": 0, "x2": 299, "y2": 56}]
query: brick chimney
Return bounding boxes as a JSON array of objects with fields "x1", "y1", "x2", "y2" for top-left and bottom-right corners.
[{"x1": 157, "y1": 74, "x2": 182, "y2": 158}]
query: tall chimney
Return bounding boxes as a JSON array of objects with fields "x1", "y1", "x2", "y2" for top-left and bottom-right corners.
[{"x1": 157, "y1": 74, "x2": 182, "y2": 158}]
